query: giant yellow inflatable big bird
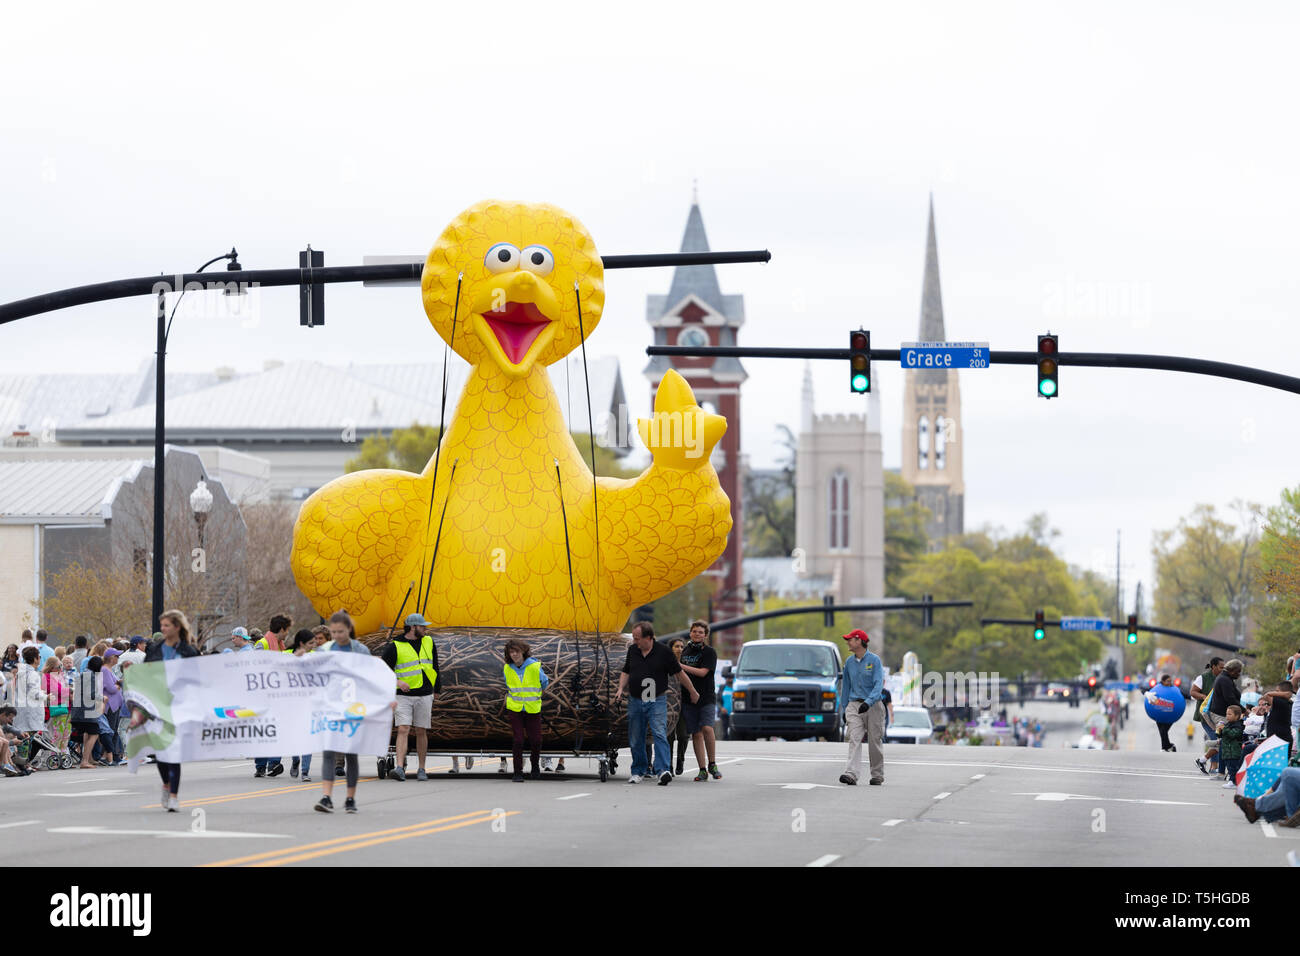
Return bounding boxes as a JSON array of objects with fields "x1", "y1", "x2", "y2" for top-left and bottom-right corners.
[{"x1": 291, "y1": 200, "x2": 732, "y2": 635}]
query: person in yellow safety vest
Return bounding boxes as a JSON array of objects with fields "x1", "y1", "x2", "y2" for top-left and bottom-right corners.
[
  {"x1": 503, "y1": 638, "x2": 548, "y2": 782},
  {"x1": 381, "y1": 613, "x2": 440, "y2": 782},
  {"x1": 253, "y1": 614, "x2": 293, "y2": 778}
]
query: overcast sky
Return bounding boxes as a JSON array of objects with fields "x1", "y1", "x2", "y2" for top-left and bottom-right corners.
[{"x1": 2, "y1": 1, "x2": 1297, "y2": 615}]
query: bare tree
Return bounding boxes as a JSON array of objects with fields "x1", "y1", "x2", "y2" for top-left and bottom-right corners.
[{"x1": 240, "y1": 498, "x2": 318, "y2": 633}]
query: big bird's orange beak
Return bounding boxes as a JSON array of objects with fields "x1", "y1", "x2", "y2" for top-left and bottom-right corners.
[{"x1": 471, "y1": 271, "x2": 562, "y2": 376}]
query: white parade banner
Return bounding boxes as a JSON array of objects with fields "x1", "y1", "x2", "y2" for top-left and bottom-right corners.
[{"x1": 121, "y1": 650, "x2": 396, "y2": 767}]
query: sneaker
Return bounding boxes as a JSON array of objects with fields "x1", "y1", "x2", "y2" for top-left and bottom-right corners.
[
  {"x1": 448, "y1": 766, "x2": 459, "y2": 774},
  {"x1": 1280, "y1": 807, "x2": 1300, "y2": 828},
  {"x1": 417, "y1": 768, "x2": 428, "y2": 781},
  {"x1": 344, "y1": 797, "x2": 357, "y2": 813},
  {"x1": 301, "y1": 773, "x2": 311, "y2": 783},
  {"x1": 2, "y1": 764, "x2": 19, "y2": 777},
  {"x1": 290, "y1": 758, "x2": 299, "y2": 778},
  {"x1": 626, "y1": 775, "x2": 641, "y2": 784},
  {"x1": 869, "y1": 778, "x2": 884, "y2": 786},
  {"x1": 658, "y1": 771, "x2": 672, "y2": 786},
  {"x1": 498, "y1": 760, "x2": 507, "y2": 774},
  {"x1": 335, "y1": 766, "x2": 345, "y2": 778},
  {"x1": 268, "y1": 762, "x2": 285, "y2": 778},
  {"x1": 556, "y1": 761, "x2": 565, "y2": 772},
  {"x1": 254, "y1": 767, "x2": 266, "y2": 778},
  {"x1": 530, "y1": 768, "x2": 541, "y2": 780},
  {"x1": 708, "y1": 762, "x2": 722, "y2": 780},
  {"x1": 1222, "y1": 781, "x2": 1236, "y2": 789},
  {"x1": 542, "y1": 758, "x2": 553, "y2": 772},
  {"x1": 694, "y1": 769, "x2": 709, "y2": 782},
  {"x1": 389, "y1": 766, "x2": 406, "y2": 781},
  {"x1": 1195, "y1": 758, "x2": 1209, "y2": 775},
  {"x1": 513, "y1": 772, "x2": 525, "y2": 782},
  {"x1": 315, "y1": 795, "x2": 334, "y2": 813},
  {"x1": 167, "y1": 794, "x2": 179, "y2": 812},
  {"x1": 839, "y1": 773, "x2": 857, "y2": 786}
]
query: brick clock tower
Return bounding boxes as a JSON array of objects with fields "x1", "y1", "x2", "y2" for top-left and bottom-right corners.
[{"x1": 644, "y1": 201, "x2": 747, "y2": 649}]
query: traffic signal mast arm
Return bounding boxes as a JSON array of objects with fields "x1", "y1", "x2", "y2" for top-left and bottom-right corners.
[
  {"x1": 646, "y1": 346, "x2": 1300, "y2": 396},
  {"x1": 979, "y1": 617, "x2": 1254, "y2": 654}
]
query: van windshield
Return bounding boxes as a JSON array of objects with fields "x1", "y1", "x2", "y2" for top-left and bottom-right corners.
[{"x1": 737, "y1": 645, "x2": 839, "y2": 678}]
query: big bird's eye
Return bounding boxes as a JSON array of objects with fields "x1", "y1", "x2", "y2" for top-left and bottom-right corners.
[
  {"x1": 520, "y1": 245, "x2": 554, "y2": 276},
  {"x1": 484, "y1": 242, "x2": 520, "y2": 274}
]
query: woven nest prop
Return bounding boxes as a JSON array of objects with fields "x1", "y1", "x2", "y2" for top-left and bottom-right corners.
[{"x1": 361, "y1": 627, "x2": 681, "y2": 751}]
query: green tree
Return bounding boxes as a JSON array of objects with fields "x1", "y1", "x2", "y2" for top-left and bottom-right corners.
[
  {"x1": 1152, "y1": 501, "x2": 1264, "y2": 648},
  {"x1": 885, "y1": 472, "x2": 931, "y2": 595},
  {"x1": 743, "y1": 425, "x2": 796, "y2": 558},
  {"x1": 885, "y1": 520, "x2": 1105, "y2": 678},
  {"x1": 346, "y1": 425, "x2": 637, "y2": 479},
  {"x1": 1256, "y1": 487, "x2": 1300, "y2": 679}
]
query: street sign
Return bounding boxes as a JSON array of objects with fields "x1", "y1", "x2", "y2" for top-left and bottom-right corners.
[
  {"x1": 1060, "y1": 616, "x2": 1112, "y2": 632},
  {"x1": 900, "y1": 341, "x2": 990, "y2": 370}
]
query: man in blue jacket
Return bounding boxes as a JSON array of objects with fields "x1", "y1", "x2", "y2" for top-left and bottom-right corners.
[{"x1": 838, "y1": 629, "x2": 886, "y2": 787}]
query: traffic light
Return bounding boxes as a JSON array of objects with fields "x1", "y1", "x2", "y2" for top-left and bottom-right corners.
[
  {"x1": 849, "y1": 329, "x2": 870, "y2": 393},
  {"x1": 299, "y1": 246, "x2": 324, "y2": 327},
  {"x1": 921, "y1": 593, "x2": 933, "y2": 629},
  {"x1": 1033, "y1": 609, "x2": 1045, "y2": 641},
  {"x1": 822, "y1": 595, "x2": 835, "y2": 627},
  {"x1": 1037, "y1": 333, "x2": 1058, "y2": 398},
  {"x1": 1126, "y1": 614, "x2": 1138, "y2": 645}
]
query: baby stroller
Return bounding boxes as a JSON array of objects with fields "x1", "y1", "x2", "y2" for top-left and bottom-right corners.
[{"x1": 27, "y1": 710, "x2": 80, "y2": 770}]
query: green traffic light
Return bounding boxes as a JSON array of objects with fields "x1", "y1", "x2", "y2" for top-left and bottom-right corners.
[
  {"x1": 1034, "y1": 628, "x2": 1045, "y2": 641},
  {"x1": 1038, "y1": 379, "x2": 1057, "y2": 397},
  {"x1": 1127, "y1": 632, "x2": 1137, "y2": 644},
  {"x1": 851, "y1": 373, "x2": 869, "y2": 392}
]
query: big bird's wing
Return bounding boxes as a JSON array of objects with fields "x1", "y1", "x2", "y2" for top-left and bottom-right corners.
[{"x1": 290, "y1": 469, "x2": 428, "y2": 634}]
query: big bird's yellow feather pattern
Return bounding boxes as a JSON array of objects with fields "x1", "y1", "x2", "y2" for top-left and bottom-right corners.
[{"x1": 290, "y1": 200, "x2": 731, "y2": 634}]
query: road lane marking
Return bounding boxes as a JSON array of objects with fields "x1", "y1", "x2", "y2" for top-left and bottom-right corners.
[
  {"x1": 0, "y1": 820, "x2": 40, "y2": 829},
  {"x1": 970, "y1": 774, "x2": 985, "y2": 780},
  {"x1": 250, "y1": 812, "x2": 519, "y2": 866},
  {"x1": 933, "y1": 792, "x2": 951, "y2": 800},
  {"x1": 141, "y1": 778, "x2": 380, "y2": 810},
  {"x1": 49, "y1": 826, "x2": 291, "y2": 839},
  {"x1": 1260, "y1": 822, "x2": 1277, "y2": 839},
  {"x1": 1013, "y1": 792, "x2": 1207, "y2": 806},
  {"x1": 806, "y1": 854, "x2": 840, "y2": 867},
  {"x1": 881, "y1": 819, "x2": 904, "y2": 827},
  {"x1": 760, "y1": 783, "x2": 841, "y2": 790},
  {"x1": 42, "y1": 790, "x2": 135, "y2": 798},
  {"x1": 711, "y1": 758, "x2": 746, "y2": 767},
  {"x1": 727, "y1": 755, "x2": 1204, "y2": 781},
  {"x1": 556, "y1": 793, "x2": 591, "y2": 801},
  {"x1": 201, "y1": 811, "x2": 503, "y2": 867}
]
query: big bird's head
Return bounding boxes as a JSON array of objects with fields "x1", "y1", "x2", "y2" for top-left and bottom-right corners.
[{"x1": 421, "y1": 200, "x2": 606, "y2": 378}]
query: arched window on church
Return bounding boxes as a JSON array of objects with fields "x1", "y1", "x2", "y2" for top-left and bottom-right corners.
[
  {"x1": 828, "y1": 471, "x2": 849, "y2": 551},
  {"x1": 935, "y1": 416, "x2": 947, "y2": 470},
  {"x1": 918, "y1": 416, "x2": 930, "y2": 470}
]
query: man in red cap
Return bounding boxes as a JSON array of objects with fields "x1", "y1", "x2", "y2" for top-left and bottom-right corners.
[{"x1": 838, "y1": 629, "x2": 886, "y2": 786}]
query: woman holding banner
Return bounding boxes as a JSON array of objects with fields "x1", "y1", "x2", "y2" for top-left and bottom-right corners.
[{"x1": 140, "y1": 610, "x2": 196, "y2": 811}]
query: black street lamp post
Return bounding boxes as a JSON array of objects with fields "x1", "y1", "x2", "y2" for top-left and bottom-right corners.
[{"x1": 152, "y1": 251, "x2": 241, "y2": 631}]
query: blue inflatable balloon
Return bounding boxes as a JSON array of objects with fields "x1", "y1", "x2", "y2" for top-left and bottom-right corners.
[{"x1": 1143, "y1": 684, "x2": 1186, "y2": 723}]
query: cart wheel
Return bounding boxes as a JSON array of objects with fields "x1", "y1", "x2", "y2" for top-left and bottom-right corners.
[
  {"x1": 386, "y1": 755, "x2": 395, "y2": 772},
  {"x1": 376, "y1": 758, "x2": 387, "y2": 779},
  {"x1": 45, "y1": 754, "x2": 60, "y2": 770},
  {"x1": 598, "y1": 758, "x2": 608, "y2": 783},
  {"x1": 60, "y1": 753, "x2": 76, "y2": 769}
]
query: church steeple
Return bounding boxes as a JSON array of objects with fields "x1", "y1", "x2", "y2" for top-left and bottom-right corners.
[
  {"x1": 665, "y1": 202, "x2": 724, "y2": 312},
  {"x1": 919, "y1": 194, "x2": 945, "y2": 342}
]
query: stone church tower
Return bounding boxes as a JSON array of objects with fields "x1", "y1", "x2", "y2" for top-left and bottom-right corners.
[
  {"x1": 901, "y1": 197, "x2": 965, "y2": 545},
  {"x1": 795, "y1": 363, "x2": 887, "y2": 650},
  {"x1": 644, "y1": 201, "x2": 747, "y2": 624}
]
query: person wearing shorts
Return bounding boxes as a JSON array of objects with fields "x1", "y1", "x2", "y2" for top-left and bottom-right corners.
[
  {"x1": 381, "y1": 613, "x2": 440, "y2": 782},
  {"x1": 680, "y1": 620, "x2": 721, "y2": 782}
]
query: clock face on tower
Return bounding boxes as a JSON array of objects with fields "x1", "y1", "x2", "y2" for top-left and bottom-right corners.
[{"x1": 677, "y1": 327, "x2": 709, "y2": 349}]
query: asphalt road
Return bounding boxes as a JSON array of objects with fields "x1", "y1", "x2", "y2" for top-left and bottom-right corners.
[{"x1": 2, "y1": 700, "x2": 1290, "y2": 867}]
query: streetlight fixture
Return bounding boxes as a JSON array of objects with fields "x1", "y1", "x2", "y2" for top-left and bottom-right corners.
[
  {"x1": 152, "y1": 249, "x2": 240, "y2": 631},
  {"x1": 190, "y1": 479, "x2": 214, "y2": 650}
]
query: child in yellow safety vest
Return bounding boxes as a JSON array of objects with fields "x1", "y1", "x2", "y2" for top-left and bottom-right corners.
[{"x1": 503, "y1": 639, "x2": 548, "y2": 783}]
